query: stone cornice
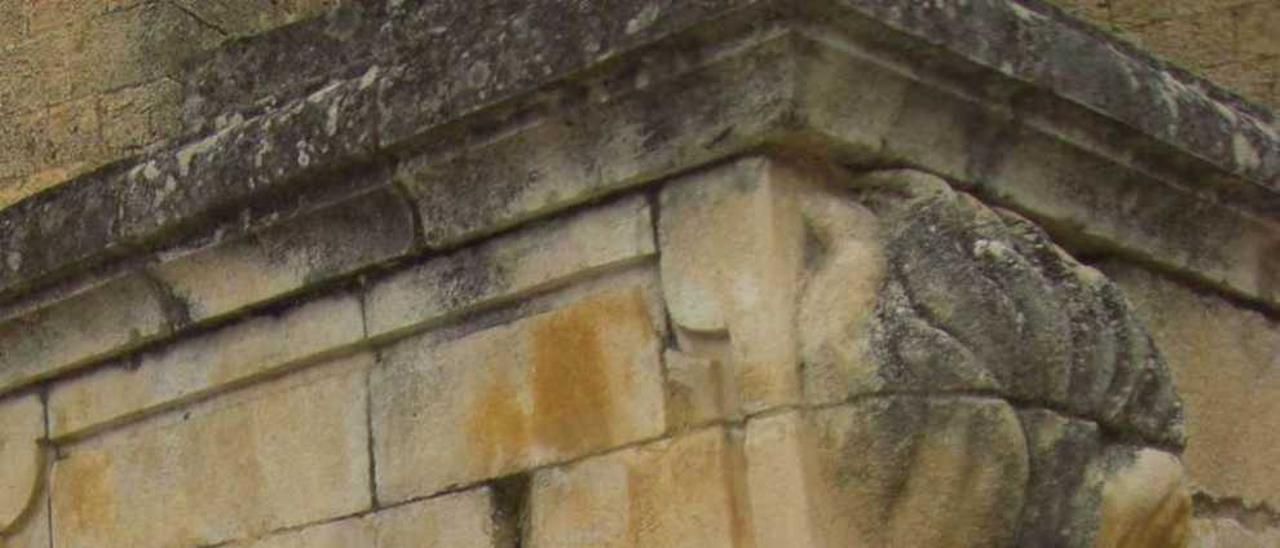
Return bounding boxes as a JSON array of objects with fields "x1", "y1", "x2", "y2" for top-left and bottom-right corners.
[{"x1": 0, "y1": 0, "x2": 1276, "y2": 356}]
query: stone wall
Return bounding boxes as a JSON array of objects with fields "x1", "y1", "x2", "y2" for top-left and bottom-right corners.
[
  {"x1": 0, "y1": 0, "x2": 332, "y2": 208},
  {"x1": 0, "y1": 1, "x2": 1276, "y2": 546},
  {"x1": 1051, "y1": 0, "x2": 1278, "y2": 108}
]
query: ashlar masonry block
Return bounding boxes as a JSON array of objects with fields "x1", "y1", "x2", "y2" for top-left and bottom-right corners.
[
  {"x1": 371, "y1": 283, "x2": 666, "y2": 504},
  {"x1": 527, "y1": 428, "x2": 742, "y2": 548},
  {"x1": 51, "y1": 353, "x2": 373, "y2": 548}
]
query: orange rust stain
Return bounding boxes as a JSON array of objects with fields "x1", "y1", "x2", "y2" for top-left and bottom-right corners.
[
  {"x1": 464, "y1": 371, "x2": 530, "y2": 475},
  {"x1": 58, "y1": 452, "x2": 114, "y2": 537},
  {"x1": 529, "y1": 289, "x2": 650, "y2": 455}
]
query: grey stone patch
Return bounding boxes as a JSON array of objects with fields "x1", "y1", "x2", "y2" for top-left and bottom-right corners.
[
  {"x1": 842, "y1": 170, "x2": 1184, "y2": 448},
  {"x1": 812, "y1": 394, "x2": 1029, "y2": 547},
  {"x1": 1016, "y1": 409, "x2": 1105, "y2": 547}
]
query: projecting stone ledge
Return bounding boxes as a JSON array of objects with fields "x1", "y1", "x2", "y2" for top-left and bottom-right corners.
[{"x1": 0, "y1": 0, "x2": 1275, "y2": 315}]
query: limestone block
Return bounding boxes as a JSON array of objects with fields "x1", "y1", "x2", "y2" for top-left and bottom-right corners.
[
  {"x1": 0, "y1": 395, "x2": 43, "y2": 536},
  {"x1": 1104, "y1": 263, "x2": 1280, "y2": 508},
  {"x1": 1094, "y1": 448, "x2": 1192, "y2": 548},
  {"x1": 151, "y1": 189, "x2": 415, "y2": 323},
  {"x1": 528, "y1": 428, "x2": 739, "y2": 548},
  {"x1": 234, "y1": 487, "x2": 507, "y2": 548},
  {"x1": 744, "y1": 411, "x2": 823, "y2": 548},
  {"x1": 233, "y1": 517, "x2": 374, "y2": 548},
  {"x1": 374, "y1": 487, "x2": 509, "y2": 548},
  {"x1": 0, "y1": 480, "x2": 49, "y2": 548},
  {"x1": 372, "y1": 285, "x2": 665, "y2": 504},
  {"x1": 658, "y1": 158, "x2": 806, "y2": 413},
  {"x1": 809, "y1": 396, "x2": 1029, "y2": 547},
  {"x1": 365, "y1": 195, "x2": 654, "y2": 339},
  {"x1": 1190, "y1": 518, "x2": 1280, "y2": 548},
  {"x1": 663, "y1": 349, "x2": 729, "y2": 430},
  {"x1": 51, "y1": 354, "x2": 373, "y2": 548},
  {"x1": 101, "y1": 79, "x2": 184, "y2": 155},
  {"x1": 49, "y1": 294, "x2": 364, "y2": 439},
  {"x1": 0, "y1": 274, "x2": 170, "y2": 393},
  {"x1": 66, "y1": 3, "x2": 222, "y2": 96}
]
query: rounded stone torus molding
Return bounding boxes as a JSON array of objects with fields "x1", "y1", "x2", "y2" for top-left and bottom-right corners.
[{"x1": 796, "y1": 169, "x2": 1191, "y2": 547}]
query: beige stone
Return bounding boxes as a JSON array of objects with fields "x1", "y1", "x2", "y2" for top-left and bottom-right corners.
[
  {"x1": 663, "y1": 349, "x2": 729, "y2": 430},
  {"x1": 67, "y1": 3, "x2": 222, "y2": 97},
  {"x1": 1190, "y1": 518, "x2": 1280, "y2": 548},
  {"x1": 0, "y1": 395, "x2": 43, "y2": 535},
  {"x1": 51, "y1": 354, "x2": 373, "y2": 547},
  {"x1": 0, "y1": 481, "x2": 49, "y2": 548},
  {"x1": 152, "y1": 189, "x2": 414, "y2": 323},
  {"x1": 1106, "y1": 263, "x2": 1280, "y2": 508},
  {"x1": 235, "y1": 487, "x2": 506, "y2": 548},
  {"x1": 744, "y1": 411, "x2": 824, "y2": 548},
  {"x1": 366, "y1": 195, "x2": 655, "y2": 339},
  {"x1": 372, "y1": 284, "x2": 666, "y2": 504},
  {"x1": 0, "y1": 274, "x2": 170, "y2": 394},
  {"x1": 528, "y1": 428, "x2": 741, "y2": 548},
  {"x1": 101, "y1": 78, "x2": 183, "y2": 155},
  {"x1": 233, "y1": 517, "x2": 374, "y2": 548},
  {"x1": 659, "y1": 158, "x2": 807, "y2": 413},
  {"x1": 809, "y1": 396, "x2": 1029, "y2": 547},
  {"x1": 1095, "y1": 448, "x2": 1192, "y2": 548},
  {"x1": 49, "y1": 294, "x2": 364, "y2": 439},
  {"x1": 374, "y1": 488, "x2": 507, "y2": 548}
]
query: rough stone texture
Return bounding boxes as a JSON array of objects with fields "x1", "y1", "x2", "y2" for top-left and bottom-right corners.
[
  {"x1": 528, "y1": 428, "x2": 741, "y2": 547},
  {"x1": 51, "y1": 354, "x2": 372, "y2": 548},
  {"x1": 0, "y1": 273, "x2": 171, "y2": 393},
  {"x1": 0, "y1": 480, "x2": 49, "y2": 548},
  {"x1": 1104, "y1": 262, "x2": 1280, "y2": 508},
  {"x1": 803, "y1": 170, "x2": 1186, "y2": 448},
  {"x1": 663, "y1": 349, "x2": 730, "y2": 431},
  {"x1": 0, "y1": 395, "x2": 43, "y2": 535},
  {"x1": 234, "y1": 487, "x2": 505, "y2": 548},
  {"x1": 49, "y1": 294, "x2": 364, "y2": 440},
  {"x1": 810, "y1": 396, "x2": 1030, "y2": 547},
  {"x1": 372, "y1": 487, "x2": 511, "y2": 548},
  {"x1": 659, "y1": 158, "x2": 807, "y2": 414},
  {"x1": 1094, "y1": 447, "x2": 1192, "y2": 547},
  {"x1": 743, "y1": 411, "x2": 824, "y2": 548},
  {"x1": 372, "y1": 284, "x2": 666, "y2": 504},
  {"x1": 366, "y1": 195, "x2": 655, "y2": 339},
  {"x1": 151, "y1": 188, "x2": 415, "y2": 323},
  {"x1": 1190, "y1": 518, "x2": 1280, "y2": 548}
]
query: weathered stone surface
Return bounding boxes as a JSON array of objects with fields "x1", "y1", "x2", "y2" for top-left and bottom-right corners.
[
  {"x1": 51, "y1": 354, "x2": 372, "y2": 547},
  {"x1": 744, "y1": 411, "x2": 824, "y2": 548},
  {"x1": 659, "y1": 158, "x2": 806, "y2": 414},
  {"x1": 802, "y1": 170, "x2": 1185, "y2": 448},
  {"x1": 395, "y1": 34, "x2": 798, "y2": 252},
  {"x1": 232, "y1": 517, "x2": 374, "y2": 548},
  {"x1": 528, "y1": 428, "x2": 740, "y2": 547},
  {"x1": 810, "y1": 396, "x2": 1029, "y2": 547},
  {"x1": 372, "y1": 284, "x2": 666, "y2": 504},
  {"x1": 1016, "y1": 409, "x2": 1105, "y2": 547},
  {"x1": 0, "y1": 274, "x2": 171, "y2": 393},
  {"x1": 49, "y1": 294, "x2": 364, "y2": 440},
  {"x1": 1104, "y1": 263, "x2": 1280, "y2": 508},
  {"x1": 1190, "y1": 518, "x2": 1280, "y2": 548},
  {"x1": 0, "y1": 395, "x2": 43, "y2": 535},
  {"x1": 663, "y1": 349, "x2": 729, "y2": 431},
  {"x1": 151, "y1": 188, "x2": 414, "y2": 323},
  {"x1": 365, "y1": 195, "x2": 654, "y2": 339},
  {"x1": 1094, "y1": 447, "x2": 1192, "y2": 548},
  {"x1": 373, "y1": 487, "x2": 511, "y2": 548},
  {"x1": 235, "y1": 487, "x2": 506, "y2": 548},
  {"x1": 0, "y1": 478, "x2": 49, "y2": 548}
]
